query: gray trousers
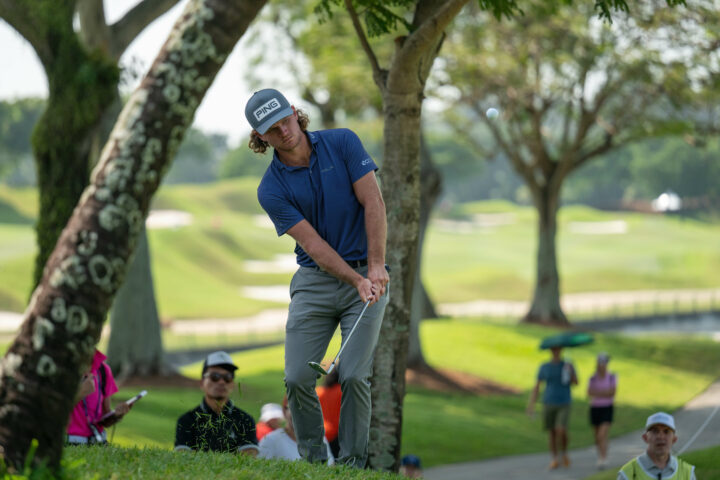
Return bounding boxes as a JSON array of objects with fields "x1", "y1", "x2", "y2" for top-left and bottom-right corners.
[{"x1": 284, "y1": 265, "x2": 389, "y2": 468}]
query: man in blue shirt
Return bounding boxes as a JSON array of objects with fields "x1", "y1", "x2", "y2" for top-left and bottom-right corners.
[
  {"x1": 527, "y1": 346, "x2": 578, "y2": 470},
  {"x1": 245, "y1": 88, "x2": 389, "y2": 468}
]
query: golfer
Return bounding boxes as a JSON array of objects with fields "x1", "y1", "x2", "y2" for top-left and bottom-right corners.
[{"x1": 245, "y1": 88, "x2": 389, "y2": 468}]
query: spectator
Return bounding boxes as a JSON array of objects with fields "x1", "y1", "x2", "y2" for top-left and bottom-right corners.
[
  {"x1": 588, "y1": 352, "x2": 616, "y2": 469},
  {"x1": 66, "y1": 349, "x2": 132, "y2": 445},
  {"x1": 256, "y1": 403, "x2": 284, "y2": 441},
  {"x1": 316, "y1": 368, "x2": 341, "y2": 458},
  {"x1": 258, "y1": 396, "x2": 334, "y2": 465},
  {"x1": 174, "y1": 351, "x2": 258, "y2": 455},
  {"x1": 618, "y1": 412, "x2": 696, "y2": 480},
  {"x1": 400, "y1": 454, "x2": 423, "y2": 478},
  {"x1": 526, "y1": 346, "x2": 578, "y2": 470}
]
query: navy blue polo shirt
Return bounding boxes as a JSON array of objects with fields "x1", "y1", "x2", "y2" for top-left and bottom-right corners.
[{"x1": 257, "y1": 128, "x2": 377, "y2": 267}]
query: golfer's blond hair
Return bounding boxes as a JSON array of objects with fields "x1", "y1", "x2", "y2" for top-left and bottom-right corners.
[{"x1": 248, "y1": 109, "x2": 310, "y2": 154}]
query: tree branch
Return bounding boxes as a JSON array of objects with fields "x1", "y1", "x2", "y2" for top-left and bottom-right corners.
[
  {"x1": 0, "y1": 0, "x2": 52, "y2": 68},
  {"x1": 344, "y1": 0, "x2": 386, "y2": 89},
  {"x1": 109, "y1": 0, "x2": 182, "y2": 60},
  {"x1": 393, "y1": 0, "x2": 470, "y2": 78}
]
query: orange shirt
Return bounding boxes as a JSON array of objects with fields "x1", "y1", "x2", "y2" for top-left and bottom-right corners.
[
  {"x1": 316, "y1": 384, "x2": 341, "y2": 442},
  {"x1": 256, "y1": 421, "x2": 274, "y2": 441}
]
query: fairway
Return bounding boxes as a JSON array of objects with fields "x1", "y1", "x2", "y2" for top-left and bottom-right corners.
[{"x1": 1, "y1": 181, "x2": 719, "y2": 321}]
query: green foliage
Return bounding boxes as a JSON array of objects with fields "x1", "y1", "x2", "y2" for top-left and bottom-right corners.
[
  {"x1": 218, "y1": 147, "x2": 268, "y2": 179},
  {"x1": 163, "y1": 129, "x2": 228, "y2": 185}
]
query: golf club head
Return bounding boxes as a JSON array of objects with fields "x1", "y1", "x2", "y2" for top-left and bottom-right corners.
[{"x1": 307, "y1": 361, "x2": 328, "y2": 376}]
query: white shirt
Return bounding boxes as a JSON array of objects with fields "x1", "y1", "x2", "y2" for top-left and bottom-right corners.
[{"x1": 258, "y1": 429, "x2": 334, "y2": 465}]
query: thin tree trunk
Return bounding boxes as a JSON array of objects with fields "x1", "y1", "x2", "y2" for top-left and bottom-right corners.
[
  {"x1": 369, "y1": 89, "x2": 423, "y2": 470},
  {"x1": 107, "y1": 226, "x2": 168, "y2": 379},
  {"x1": 523, "y1": 185, "x2": 568, "y2": 325},
  {"x1": 0, "y1": 0, "x2": 266, "y2": 470},
  {"x1": 407, "y1": 130, "x2": 441, "y2": 368}
]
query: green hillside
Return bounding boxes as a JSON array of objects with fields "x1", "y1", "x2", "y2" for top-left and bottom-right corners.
[{"x1": 1, "y1": 180, "x2": 719, "y2": 319}]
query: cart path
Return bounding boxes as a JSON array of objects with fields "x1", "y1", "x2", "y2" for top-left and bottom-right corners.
[
  {"x1": 1, "y1": 287, "x2": 719, "y2": 334},
  {"x1": 423, "y1": 380, "x2": 720, "y2": 480}
]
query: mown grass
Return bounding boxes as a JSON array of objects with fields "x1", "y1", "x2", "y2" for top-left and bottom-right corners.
[
  {"x1": 57, "y1": 446, "x2": 402, "y2": 480},
  {"x1": 1, "y1": 181, "x2": 720, "y2": 318},
  {"x1": 585, "y1": 445, "x2": 720, "y2": 480},
  {"x1": 98, "y1": 320, "x2": 720, "y2": 469}
]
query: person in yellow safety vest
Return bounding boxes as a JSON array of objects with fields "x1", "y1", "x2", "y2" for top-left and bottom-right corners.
[{"x1": 617, "y1": 412, "x2": 696, "y2": 480}]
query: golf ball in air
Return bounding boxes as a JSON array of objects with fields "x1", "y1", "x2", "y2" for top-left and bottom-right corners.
[{"x1": 486, "y1": 107, "x2": 499, "y2": 119}]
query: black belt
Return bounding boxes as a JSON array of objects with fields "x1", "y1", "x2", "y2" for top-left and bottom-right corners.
[{"x1": 346, "y1": 259, "x2": 367, "y2": 268}]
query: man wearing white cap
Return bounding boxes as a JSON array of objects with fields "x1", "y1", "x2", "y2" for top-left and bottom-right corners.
[
  {"x1": 244, "y1": 88, "x2": 389, "y2": 468},
  {"x1": 617, "y1": 412, "x2": 696, "y2": 479},
  {"x1": 174, "y1": 351, "x2": 258, "y2": 455}
]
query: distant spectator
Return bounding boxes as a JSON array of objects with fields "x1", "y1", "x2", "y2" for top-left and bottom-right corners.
[
  {"x1": 258, "y1": 396, "x2": 334, "y2": 465},
  {"x1": 174, "y1": 351, "x2": 258, "y2": 455},
  {"x1": 67, "y1": 349, "x2": 132, "y2": 445},
  {"x1": 588, "y1": 352, "x2": 616, "y2": 469},
  {"x1": 256, "y1": 403, "x2": 284, "y2": 441},
  {"x1": 618, "y1": 412, "x2": 695, "y2": 480},
  {"x1": 526, "y1": 346, "x2": 578, "y2": 470},
  {"x1": 400, "y1": 454, "x2": 423, "y2": 478},
  {"x1": 316, "y1": 368, "x2": 341, "y2": 458}
]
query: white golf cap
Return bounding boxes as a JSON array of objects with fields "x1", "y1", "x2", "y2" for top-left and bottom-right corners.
[
  {"x1": 202, "y1": 351, "x2": 238, "y2": 374},
  {"x1": 645, "y1": 412, "x2": 675, "y2": 431},
  {"x1": 259, "y1": 403, "x2": 284, "y2": 423}
]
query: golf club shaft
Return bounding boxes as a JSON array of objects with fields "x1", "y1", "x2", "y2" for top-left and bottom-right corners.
[{"x1": 329, "y1": 299, "x2": 371, "y2": 369}]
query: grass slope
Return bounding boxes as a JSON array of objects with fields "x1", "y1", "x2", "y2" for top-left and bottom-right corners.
[
  {"x1": 1, "y1": 182, "x2": 719, "y2": 318},
  {"x1": 103, "y1": 321, "x2": 720, "y2": 469}
]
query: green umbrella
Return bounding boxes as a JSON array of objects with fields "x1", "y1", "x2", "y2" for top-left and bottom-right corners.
[{"x1": 540, "y1": 332, "x2": 594, "y2": 350}]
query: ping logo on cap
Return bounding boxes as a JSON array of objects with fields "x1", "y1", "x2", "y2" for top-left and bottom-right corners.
[{"x1": 254, "y1": 98, "x2": 281, "y2": 121}]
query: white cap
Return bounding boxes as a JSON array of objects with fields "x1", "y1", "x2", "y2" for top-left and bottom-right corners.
[
  {"x1": 645, "y1": 412, "x2": 675, "y2": 431},
  {"x1": 259, "y1": 403, "x2": 284, "y2": 423},
  {"x1": 202, "y1": 351, "x2": 238, "y2": 374}
]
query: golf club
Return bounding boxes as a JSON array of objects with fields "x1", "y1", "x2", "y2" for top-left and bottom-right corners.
[{"x1": 308, "y1": 299, "x2": 372, "y2": 376}]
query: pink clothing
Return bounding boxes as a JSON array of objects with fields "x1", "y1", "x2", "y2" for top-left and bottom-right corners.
[
  {"x1": 588, "y1": 372, "x2": 616, "y2": 407},
  {"x1": 67, "y1": 350, "x2": 118, "y2": 437}
]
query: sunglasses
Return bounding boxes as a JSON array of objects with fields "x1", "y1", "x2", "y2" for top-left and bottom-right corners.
[{"x1": 204, "y1": 372, "x2": 234, "y2": 383}]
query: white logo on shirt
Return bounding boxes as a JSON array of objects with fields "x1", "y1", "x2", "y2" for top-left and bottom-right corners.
[
  {"x1": 361, "y1": 158, "x2": 371, "y2": 165},
  {"x1": 254, "y1": 98, "x2": 281, "y2": 121}
]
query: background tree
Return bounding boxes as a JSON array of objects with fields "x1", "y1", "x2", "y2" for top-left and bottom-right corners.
[
  {"x1": 0, "y1": 0, "x2": 267, "y2": 471},
  {"x1": 0, "y1": 98, "x2": 44, "y2": 184},
  {"x1": 438, "y1": 0, "x2": 702, "y2": 324},
  {"x1": 0, "y1": 0, "x2": 184, "y2": 378}
]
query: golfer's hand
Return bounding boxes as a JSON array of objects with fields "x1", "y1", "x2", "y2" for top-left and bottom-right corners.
[
  {"x1": 526, "y1": 405, "x2": 535, "y2": 419},
  {"x1": 367, "y1": 263, "x2": 389, "y2": 299},
  {"x1": 356, "y1": 278, "x2": 377, "y2": 304}
]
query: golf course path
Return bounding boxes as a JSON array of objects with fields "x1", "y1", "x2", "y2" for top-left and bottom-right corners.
[{"x1": 424, "y1": 380, "x2": 720, "y2": 480}]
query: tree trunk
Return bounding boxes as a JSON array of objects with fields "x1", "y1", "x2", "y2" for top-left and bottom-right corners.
[
  {"x1": 367, "y1": 1, "x2": 469, "y2": 471},
  {"x1": 31, "y1": 26, "x2": 119, "y2": 287},
  {"x1": 369, "y1": 89, "x2": 423, "y2": 471},
  {"x1": 407, "y1": 130, "x2": 441, "y2": 368},
  {"x1": 107, "y1": 226, "x2": 168, "y2": 378},
  {"x1": 0, "y1": 0, "x2": 266, "y2": 471},
  {"x1": 523, "y1": 184, "x2": 568, "y2": 325}
]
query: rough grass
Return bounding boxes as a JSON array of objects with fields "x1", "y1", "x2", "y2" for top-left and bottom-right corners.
[
  {"x1": 56, "y1": 446, "x2": 402, "y2": 480},
  {"x1": 97, "y1": 321, "x2": 720, "y2": 468}
]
